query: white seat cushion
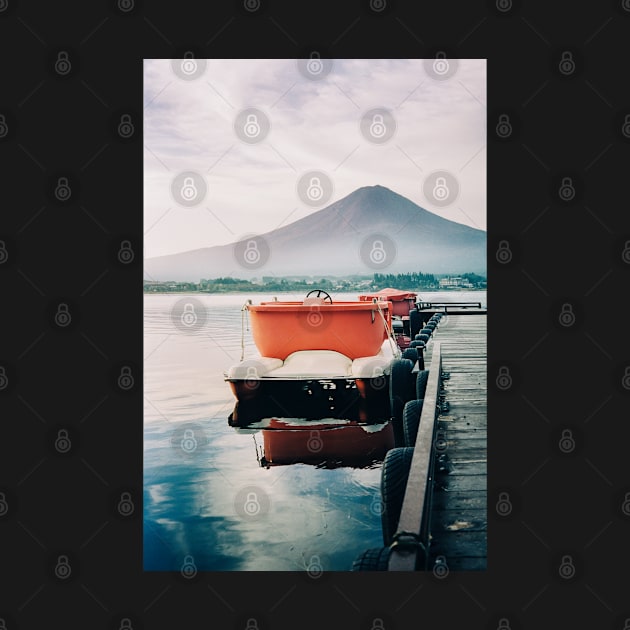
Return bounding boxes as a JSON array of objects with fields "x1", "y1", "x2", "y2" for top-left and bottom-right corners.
[
  {"x1": 226, "y1": 357, "x2": 283, "y2": 379},
  {"x1": 269, "y1": 350, "x2": 352, "y2": 378}
]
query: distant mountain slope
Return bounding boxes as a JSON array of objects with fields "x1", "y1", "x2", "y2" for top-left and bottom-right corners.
[{"x1": 144, "y1": 185, "x2": 486, "y2": 281}]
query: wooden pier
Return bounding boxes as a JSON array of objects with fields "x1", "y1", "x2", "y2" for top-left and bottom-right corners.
[
  {"x1": 387, "y1": 312, "x2": 487, "y2": 571},
  {"x1": 426, "y1": 314, "x2": 487, "y2": 570}
]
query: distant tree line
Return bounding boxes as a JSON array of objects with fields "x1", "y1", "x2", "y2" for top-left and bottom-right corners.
[
  {"x1": 372, "y1": 271, "x2": 486, "y2": 290},
  {"x1": 144, "y1": 271, "x2": 486, "y2": 293},
  {"x1": 372, "y1": 272, "x2": 439, "y2": 290}
]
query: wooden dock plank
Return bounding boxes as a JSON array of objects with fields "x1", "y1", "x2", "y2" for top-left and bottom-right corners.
[{"x1": 427, "y1": 314, "x2": 487, "y2": 571}]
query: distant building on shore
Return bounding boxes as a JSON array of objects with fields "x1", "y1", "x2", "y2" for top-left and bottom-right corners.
[{"x1": 438, "y1": 276, "x2": 474, "y2": 289}]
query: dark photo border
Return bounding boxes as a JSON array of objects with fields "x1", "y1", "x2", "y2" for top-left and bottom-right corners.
[{"x1": 2, "y1": 1, "x2": 629, "y2": 629}]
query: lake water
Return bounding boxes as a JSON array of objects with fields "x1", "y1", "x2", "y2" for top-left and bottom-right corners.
[{"x1": 143, "y1": 289, "x2": 486, "y2": 572}]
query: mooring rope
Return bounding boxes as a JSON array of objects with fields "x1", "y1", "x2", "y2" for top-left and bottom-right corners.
[
  {"x1": 373, "y1": 298, "x2": 400, "y2": 357},
  {"x1": 240, "y1": 299, "x2": 251, "y2": 362}
]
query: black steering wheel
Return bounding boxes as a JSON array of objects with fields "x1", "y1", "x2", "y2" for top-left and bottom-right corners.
[{"x1": 305, "y1": 289, "x2": 332, "y2": 304}]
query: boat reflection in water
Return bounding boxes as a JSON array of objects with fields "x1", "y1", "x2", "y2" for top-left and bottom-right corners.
[{"x1": 229, "y1": 388, "x2": 394, "y2": 468}]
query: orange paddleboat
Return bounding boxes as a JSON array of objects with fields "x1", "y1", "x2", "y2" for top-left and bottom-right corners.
[
  {"x1": 225, "y1": 290, "x2": 401, "y2": 424},
  {"x1": 358, "y1": 287, "x2": 417, "y2": 317}
]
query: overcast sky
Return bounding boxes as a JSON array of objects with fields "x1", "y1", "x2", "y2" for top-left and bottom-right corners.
[{"x1": 144, "y1": 58, "x2": 486, "y2": 259}]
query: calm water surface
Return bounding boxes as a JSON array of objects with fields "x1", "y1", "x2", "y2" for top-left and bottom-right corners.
[{"x1": 143, "y1": 290, "x2": 486, "y2": 571}]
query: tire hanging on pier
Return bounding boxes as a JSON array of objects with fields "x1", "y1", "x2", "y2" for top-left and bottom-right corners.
[
  {"x1": 415, "y1": 369, "x2": 429, "y2": 400},
  {"x1": 409, "y1": 309, "x2": 422, "y2": 338},
  {"x1": 389, "y1": 359, "x2": 415, "y2": 445},
  {"x1": 403, "y1": 399, "x2": 424, "y2": 447},
  {"x1": 381, "y1": 446, "x2": 415, "y2": 546},
  {"x1": 401, "y1": 347, "x2": 418, "y2": 364},
  {"x1": 350, "y1": 546, "x2": 392, "y2": 571}
]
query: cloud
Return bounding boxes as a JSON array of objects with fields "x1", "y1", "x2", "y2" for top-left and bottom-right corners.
[{"x1": 144, "y1": 58, "x2": 486, "y2": 258}]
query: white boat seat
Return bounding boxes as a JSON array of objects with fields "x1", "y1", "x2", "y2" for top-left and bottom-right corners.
[
  {"x1": 227, "y1": 339, "x2": 400, "y2": 380},
  {"x1": 226, "y1": 357, "x2": 283, "y2": 379},
  {"x1": 270, "y1": 350, "x2": 353, "y2": 378}
]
